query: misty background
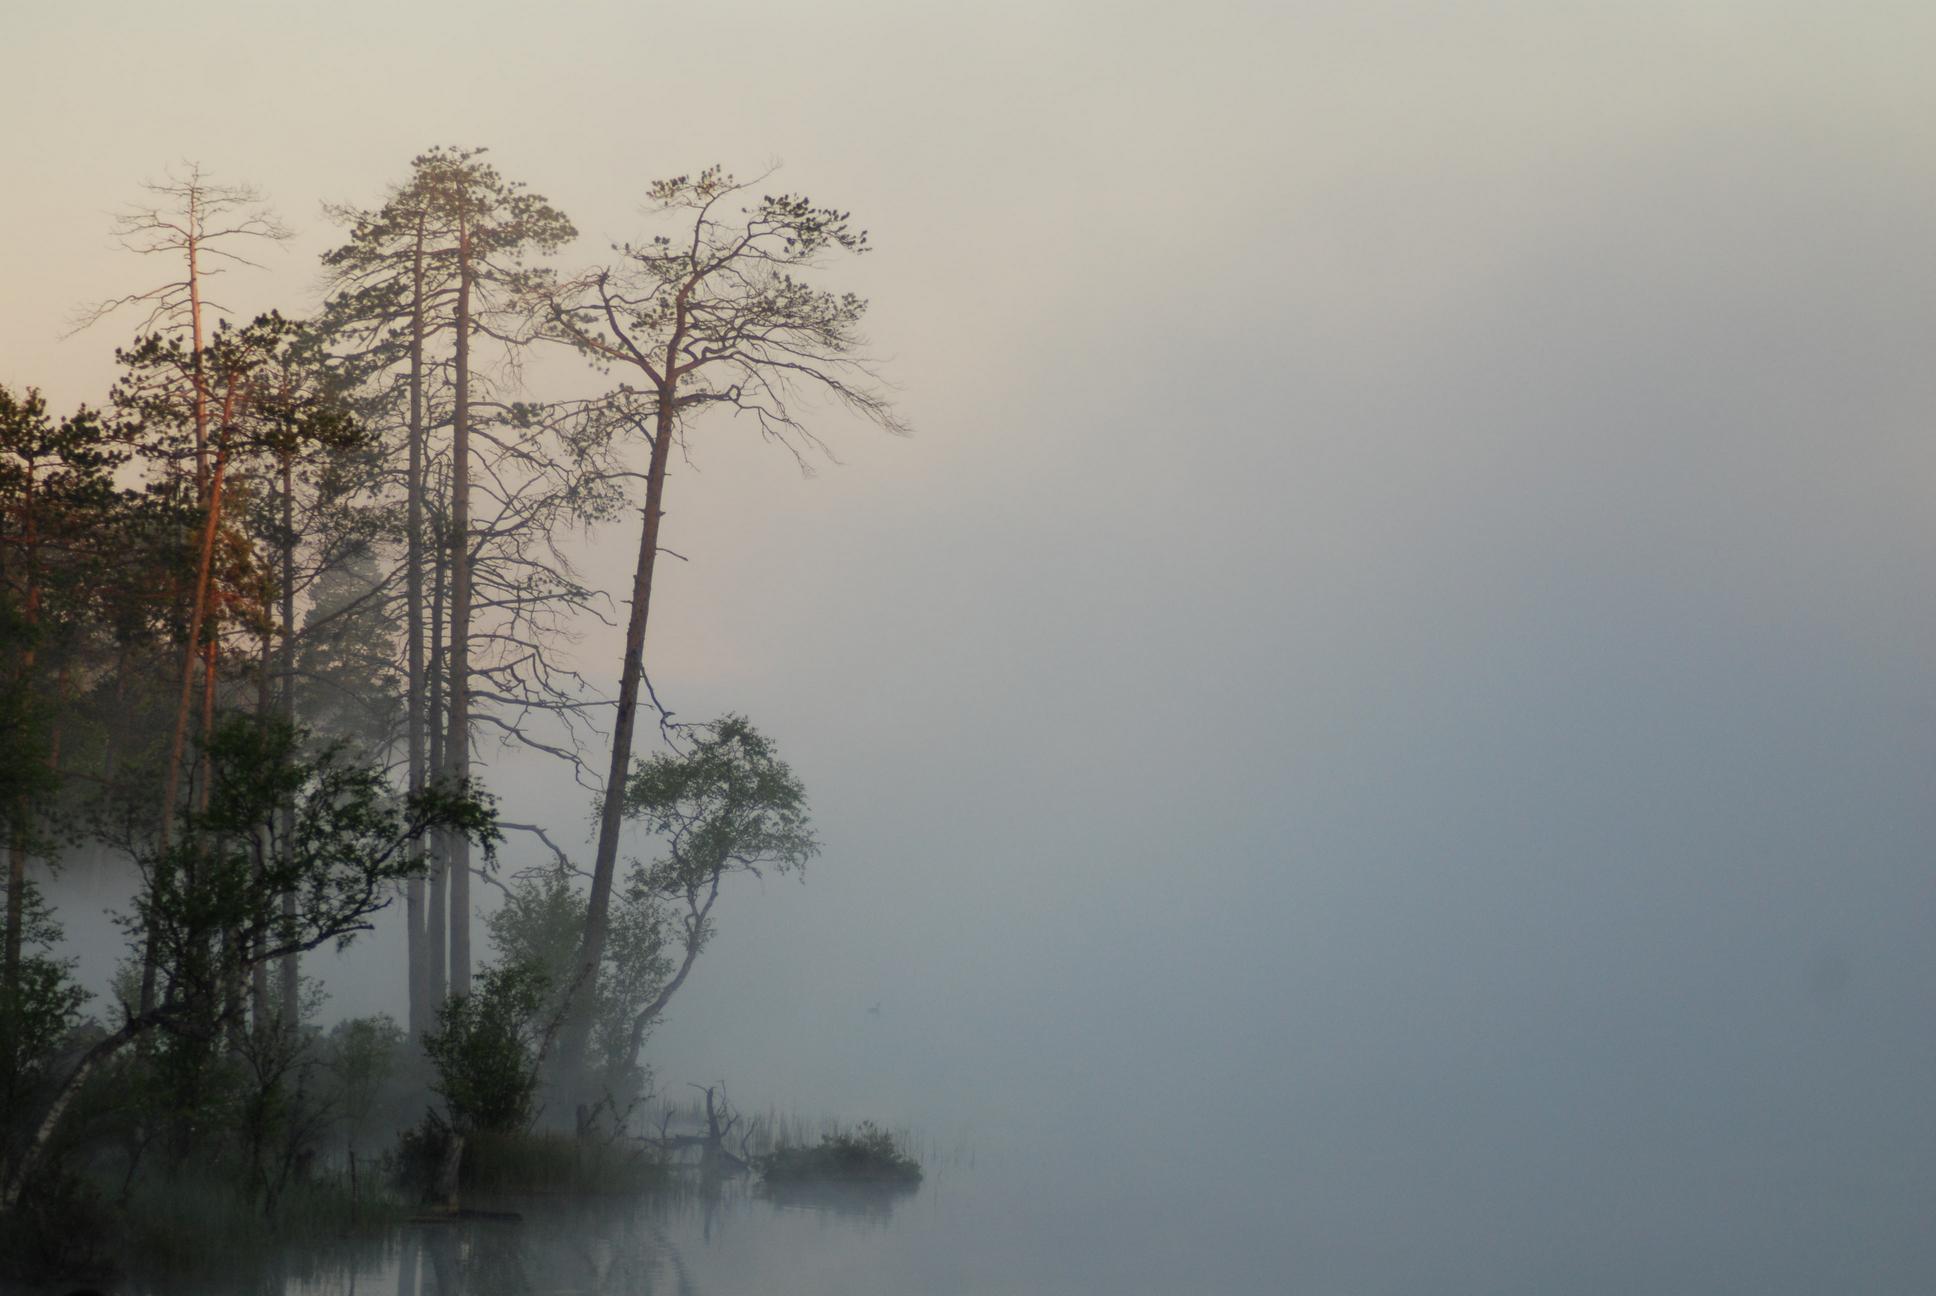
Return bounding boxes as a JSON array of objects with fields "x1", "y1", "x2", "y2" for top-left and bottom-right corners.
[{"x1": 8, "y1": 2, "x2": 1936, "y2": 1289}]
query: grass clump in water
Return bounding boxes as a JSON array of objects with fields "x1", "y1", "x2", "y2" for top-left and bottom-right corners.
[{"x1": 758, "y1": 1120, "x2": 922, "y2": 1185}]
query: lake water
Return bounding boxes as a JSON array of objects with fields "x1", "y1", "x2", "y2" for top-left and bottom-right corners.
[
  {"x1": 60, "y1": 1104, "x2": 1936, "y2": 1296},
  {"x1": 47, "y1": 1132, "x2": 1936, "y2": 1296},
  {"x1": 113, "y1": 1159, "x2": 1253, "y2": 1296}
]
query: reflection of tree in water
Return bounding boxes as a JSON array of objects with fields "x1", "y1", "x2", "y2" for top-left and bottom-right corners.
[
  {"x1": 129, "y1": 1171, "x2": 926, "y2": 1296},
  {"x1": 418, "y1": 1222, "x2": 534, "y2": 1296},
  {"x1": 129, "y1": 1231, "x2": 397, "y2": 1296},
  {"x1": 406, "y1": 1200, "x2": 697, "y2": 1296}
]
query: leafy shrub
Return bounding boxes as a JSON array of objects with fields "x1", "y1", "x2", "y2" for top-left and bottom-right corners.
[
  {"x1": 486, "y1": 866, "x2": 667, "y2": 1105},
  {"x1": 421, "y1": 962, "x2": 549, "y2": 1134},
  {"x1": 389, "y1": 1111, "x2": 458, "y2": 1198},
  {"x1": 758, "y1": 1121, "x2": 921, "y2": 1184}
]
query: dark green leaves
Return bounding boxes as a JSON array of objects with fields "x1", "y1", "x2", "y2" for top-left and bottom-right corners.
[{"x1": 622, "y1": 714, "x2": 818, "y2": 887}]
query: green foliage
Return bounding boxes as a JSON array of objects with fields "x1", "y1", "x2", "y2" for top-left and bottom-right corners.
[
  {"x1": 624, "y1": 714, "x2": 818, "y2": 893},
  {"x1": 0, "y1": 882, "x2": 89, "y2": 1166},
  {"x1": 114, "y1": 312, "x2": 364, "y2": 465},
  {"x1": 132, "y1": 714, "x2": 498, "y2": 1033},
  {"x1": 554, "y1": 714, "x2": 824, "y2": 1074},
  {"x1": 0, "y1": 597, "x2": 55, "y2": 833},
  {"x1": 320, "y1": 145, "x2": 576, "y2": 381},
  {"x1": 0, "y1": 383, "x2": 128, "y2": 840},
  {"x1": 758, "y1": 1121, "x2": 922, "y2": 1185},
  {"x1": 421, "y1": 961, "x2": 549, "y2": 1134},
  {"x1": 557, "y1": 168, "x2": 898, "y2": 447},
  {"x1": 487, "y1": 866, "x2": 668, "y2": 1097}
]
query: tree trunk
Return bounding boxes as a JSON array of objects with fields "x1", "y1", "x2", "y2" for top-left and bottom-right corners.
[
  {"x1": 196, "y1": 636, "x2": 218, "y2": 809},
  {"x1": 623, "y1": 886, "x2": 714, "y2": 1068},
  {"x1": 3, "y1": 833, "x2": 24, "y2": 990},
  {"x1": 187, "y1": 191, "x2": 209, "y2": 494},
  {"x1": 426, "y1": 526, "x2": 447, "y2": 1011},
  {"x1": 252, "y1": 626, "x2": 271, "y2": 1032},
  {"x1": 443, "y1": 226, "x2": 474, "y2": 1000},
  {"x1": 4, "y1": 465, "x2": 39, "y2": 992},
  {"x1": 561, "y1": 384, "x2": 677, "y2": 1086},
  {"x1": 278, "y1": 454, "x2": 298, "y2": 1025},
  {"x1": 144, "y1": 426, "x2": 233, "y2": 1014},
  {"x1": 404, "y1": 214, "x2": 430, "y2": 1039},
  {"x1": 431, "y1": 1129, "x2": 465, "y2": 1212}
]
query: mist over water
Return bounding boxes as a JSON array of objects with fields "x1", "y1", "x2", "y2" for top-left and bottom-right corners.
[{"x1": 9, "y1": 1, "x2": 1936, "y2": 1292}]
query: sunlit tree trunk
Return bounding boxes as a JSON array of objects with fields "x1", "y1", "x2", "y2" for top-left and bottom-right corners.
[{"x1": 143, "y1": 388, "x2": 236, "y2": 1014}]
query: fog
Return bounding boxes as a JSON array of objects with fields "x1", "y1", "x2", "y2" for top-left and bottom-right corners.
[{"x1": 8, "y1": 1, "x2": 1936, "y2": 1290}]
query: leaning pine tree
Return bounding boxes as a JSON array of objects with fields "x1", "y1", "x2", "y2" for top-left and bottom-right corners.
[{"x1": 536, "y1": 169, "x2": 904, "y2": 1098}]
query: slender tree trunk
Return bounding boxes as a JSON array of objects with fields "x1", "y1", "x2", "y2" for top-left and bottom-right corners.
[
  {"x1": 223, "y1": 920, "x2": 246, "y2": 1053},
  {"x1": 404, "y1": 215, "x2": 430, "y2": 1039},
  {"x1": 194, "y1": 637, "x2": 220, "y2": 1034},
  {"x1": 2, "y1": 836, "x2": 23, "y2": 989},
  {"x1": 278, "y1": 454, "x2": 299, "y2": 1024},
  {"x1": 5, "y1": 468, "x2": 42, "y2": 992},
  {"x1": 252, "y1": 625, "x2": 272, "y2": 1033},
  {"x1": 561, "y1": 383, "x2": 678, "y2": 1085},
  {"x1": 426, "y1": 511, "x2": 448, "y2": 1011},
  {"x1": 188, "y1": 193, "x2": 209, "y2": 495},
  {"x1": 622, "y1": 881, "x2": 716, "y2": 1068},
  {"x1": 144, "y1": 422, "x2": 233, "y2": 1015},
  {"x1": 49, "y1": 665, "x2": 65, "y2": 774},
  {"x1": 443, "y1": 228, "x2": 474, "y2": 999},
  {"x1": 101, "y1": 647, "x2": 129, "y2": 785},
  {"x1": 198, "y1": 637, "x2": 217, "y2": 807},
  {"x1": 157, "y1": 391, "x2": 236, "y2": 840}
]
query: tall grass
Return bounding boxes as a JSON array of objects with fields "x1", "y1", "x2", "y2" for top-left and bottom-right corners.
[{"x1": 462, "y1": 1129, "x2": 669, "y2": 1196}]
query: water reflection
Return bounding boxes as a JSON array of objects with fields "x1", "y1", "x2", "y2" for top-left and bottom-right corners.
[
  {"x1": 408, "y1": 1198, "x2": 691, "y2": 1296},
  {"x1": 759, "y1": 1180, "x2": 921, "y2": 1225},
  {"x1": 112, "y1": 1176, "x2": 928, "y2": 1296}
]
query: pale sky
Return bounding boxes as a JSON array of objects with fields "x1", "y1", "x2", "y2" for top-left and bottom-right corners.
[{"x1": 10, "y1": 4, "x2": 1936, "y2": 1284}]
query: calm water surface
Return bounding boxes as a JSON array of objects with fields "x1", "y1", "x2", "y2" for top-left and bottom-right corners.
[
  {"x1": 120, "y1": 1158, "x2": 1258, "y2": 1296},
  {"x1": 86, "y1": 1127, "x2": 1936, "y2": 1296}
]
